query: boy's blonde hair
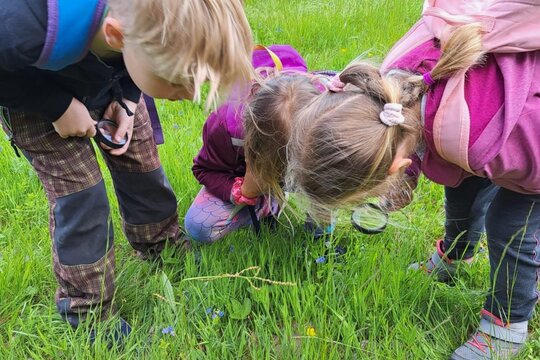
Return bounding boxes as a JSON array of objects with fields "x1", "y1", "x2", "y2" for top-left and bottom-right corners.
[
  {"x1": 109, "y1": 0, "x2": 254, "y2": 104},
  {"x1": 287, "y1": 24, "x2": 485, "y2": 212}
]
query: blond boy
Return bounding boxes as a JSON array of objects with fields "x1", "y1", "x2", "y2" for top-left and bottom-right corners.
[{"x1": 0, "y1": 0, "x2": 253, "y2": 340}]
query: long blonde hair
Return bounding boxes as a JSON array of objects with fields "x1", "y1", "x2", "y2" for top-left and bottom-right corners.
[
  {"x1": 287, "y1": 24, "x2": 485, "y2": 211},
  {"x1": 244, "y1": 74, "x2": 322, "y2": 203},
  {"x1": 109, "y1": 0, "x2": 254, "y2": 105}
]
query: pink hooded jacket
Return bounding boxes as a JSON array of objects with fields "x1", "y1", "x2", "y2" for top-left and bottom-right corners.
[{"x1": 383, "y1": 0, "x2": 540, "y2": 194}]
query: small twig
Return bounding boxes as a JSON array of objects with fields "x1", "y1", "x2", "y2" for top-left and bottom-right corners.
[
  {"x1": 153, "y1": 293, "x2": 181, "y2": 305},
  {"x1": 181, "y1": 266, "x2": 296, "y2": 290}
]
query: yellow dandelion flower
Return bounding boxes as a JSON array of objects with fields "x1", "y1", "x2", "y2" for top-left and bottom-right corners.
[{"x1": 306, "y1": 326, "x2": 317, "y2": 337}]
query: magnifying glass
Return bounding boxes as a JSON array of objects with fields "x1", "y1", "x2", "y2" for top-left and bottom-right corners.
[
  {"x1": 351, "y1": 203, "x2": 388, "y2": 234},
  {"x1": 94, "y1": 119, "x2": 128, "y2": 149}
]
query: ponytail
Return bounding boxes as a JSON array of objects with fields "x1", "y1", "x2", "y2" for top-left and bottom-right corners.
[
  {"x1": 404, "y1": 23, "x2": 485, "y2": 94},
  {"x1": 431, "y1": 23, "x2": 485, "y2": 81}
]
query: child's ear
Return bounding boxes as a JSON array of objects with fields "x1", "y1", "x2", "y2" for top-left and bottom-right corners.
[
  {"x1": 388, "y1": 156, "x2": 412, "y2": 176},
  {"x1": 102, "y1": 17, "x2": 124, "y2": 50}
]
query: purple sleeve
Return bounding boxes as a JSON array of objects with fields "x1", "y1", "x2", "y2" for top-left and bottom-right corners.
[
  {"x1": 192, "y1": 106, "x2": 246, "y2": 202},
  {"x1": 142, "y1": 94, "x2": 163, "y2": 145}
]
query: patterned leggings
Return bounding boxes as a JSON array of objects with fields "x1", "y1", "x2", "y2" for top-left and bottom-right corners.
[{"x1": 184, "y1": 187, "x2": 278, "y2": 243}]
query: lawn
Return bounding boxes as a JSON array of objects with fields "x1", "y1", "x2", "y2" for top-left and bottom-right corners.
[{"x1": 0, "y1": 0, "x2": 539, "y2": 359}]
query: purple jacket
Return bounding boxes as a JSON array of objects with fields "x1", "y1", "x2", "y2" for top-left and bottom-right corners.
[
  {"x1": 192, "y1": 45, "x2": 308, "y2": 201},
  {"x1": 391, "y1": 40, "x2": 540, "y2": 194}
]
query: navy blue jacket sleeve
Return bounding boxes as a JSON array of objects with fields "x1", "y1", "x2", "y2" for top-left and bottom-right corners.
[{"x1": 0, "y1": 1, "x2": 73, "y2": 121}]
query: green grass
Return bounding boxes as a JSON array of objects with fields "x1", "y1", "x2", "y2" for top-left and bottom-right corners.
[{"x1": 0, "y1": 0, "x2": 539, "y2": 358}]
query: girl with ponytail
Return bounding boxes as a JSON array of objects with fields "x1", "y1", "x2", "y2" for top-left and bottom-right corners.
[
  {"x1": 184, "y1": 45, "x2": 334, "y2": 243},
  {"x1": 288, "y1": 20, "x2": 540, "y2": 359}
]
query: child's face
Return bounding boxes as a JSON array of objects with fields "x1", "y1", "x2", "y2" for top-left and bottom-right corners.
[{"x1": 123, "y1": 42, "x2": 193, "y2": 101}]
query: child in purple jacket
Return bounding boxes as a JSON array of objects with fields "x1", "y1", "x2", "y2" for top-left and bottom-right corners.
[{"x1": 185, "y1": 45, "x2": 332, "y2": 243}]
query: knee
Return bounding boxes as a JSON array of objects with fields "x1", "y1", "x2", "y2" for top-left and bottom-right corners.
[
  {"x1": 184, "y1": 205, "x2": 217, "y2": 244},
  {"x1": 54, "y1": 180, "x2": 112, "y2": 265}
]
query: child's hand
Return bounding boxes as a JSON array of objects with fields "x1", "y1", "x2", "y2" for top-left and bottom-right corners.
[
  {"x1": 241, "y1": 166, "x2": 263, "y2": 198},
  {"x1": 52, "y1": 98, "x2": 97, "y2": 138},
  {"x1": 102, "y1": 99, "x2": 136, "y2": 156},
  {"x1": 379, "y1": 173, "x2": 418, "y2": 212}
]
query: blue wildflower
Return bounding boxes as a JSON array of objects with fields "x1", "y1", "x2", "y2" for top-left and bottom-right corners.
[
  {"x1": 206, "y1": 307, "x2": 213, "y2": 315},
  {"x1": 218, "y1": 310, "x2": 225, "y2": 318},
  {"x1": 162, "y1": 326, "x2": 175, "y2": 335},
  {"x1": 315, "y1": 256, "x2": 327, "y2": 264}
]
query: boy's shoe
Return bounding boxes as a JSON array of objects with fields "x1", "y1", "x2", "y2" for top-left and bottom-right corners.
[
  {"x1": 450, "y1": 310, "x2": 527, "y2": 359},
  {"x1": 408, "y1": 239, "x2": 473, "y2": 282},
  {"x1": 89, "y1": 317, "x2": 132, "y2": 348},
  {"x1": 136, "y1": 232, "x2": 191, "y2": 261}
]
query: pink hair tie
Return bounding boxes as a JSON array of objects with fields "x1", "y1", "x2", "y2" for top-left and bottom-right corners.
[
  {"x1": 423, "y1": 72, "x2": 435, "y2": 86},
  {"x1": 379, "y1": 103, "x2": 405, "y2": 127},
  {"x1": 328, "y1": 75, "x2": 345, "y2": 93}
]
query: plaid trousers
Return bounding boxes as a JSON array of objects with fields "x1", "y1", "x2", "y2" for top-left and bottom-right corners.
[{"x1": 1, "y1": 97, "x2": 180, "y2": 326}]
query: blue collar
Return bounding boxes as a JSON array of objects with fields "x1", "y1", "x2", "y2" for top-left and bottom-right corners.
[{"x1": 34, "y1": 0, "x2": 107, "y2": 71}]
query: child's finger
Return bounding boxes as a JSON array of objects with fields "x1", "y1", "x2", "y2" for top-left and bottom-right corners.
[
  {"x1": 114, "y1": 117, "x2": 131, "y2": 143},
  {"x1": 85, "y1": 123, "x2": 97, "y2": 138}
]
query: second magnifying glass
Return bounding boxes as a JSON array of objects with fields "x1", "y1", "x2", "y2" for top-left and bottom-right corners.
[
  {"x1": 95, "y1": 119, "x2": 128, "y2": 149},
  {"x1": 351, "y1": 203, "x2": 388, "y2": 235}
]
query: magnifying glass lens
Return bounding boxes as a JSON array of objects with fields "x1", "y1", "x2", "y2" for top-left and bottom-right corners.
[
  {"x1": 351, "y1": 203, "x2": 388, "y2": 234},
  {"x1": 99, "y1": 122, "x2": 115, "y2": 140},
  {"x1": 95, "y1": 120, "x2": 127, "y2": 149}
]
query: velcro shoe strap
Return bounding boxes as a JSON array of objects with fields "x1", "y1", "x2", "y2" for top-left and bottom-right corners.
[
  {"x1": 429, "y1": 247, "x2": 443, "y2": 268},
  {"x1": 479, "y1": 318, "x2": 528, "y2": 344}
]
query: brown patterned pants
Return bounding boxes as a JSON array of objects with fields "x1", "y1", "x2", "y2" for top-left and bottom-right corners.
[{"x1": 1, "y1": 98, "x2": 180, "y2": 326}]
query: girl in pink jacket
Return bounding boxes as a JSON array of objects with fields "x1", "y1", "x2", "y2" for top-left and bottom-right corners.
[{"x1": 287, "y1": 20, "x2": 540, "y2": 360}]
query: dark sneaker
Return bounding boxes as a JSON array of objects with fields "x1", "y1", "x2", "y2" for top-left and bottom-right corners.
[
  {"x1": 89, "y1": 317, "x2": 132, "y2": 348},
  {"x1": 451, "y1": 310, "x2": 527, "y2": 359},
  {"x1": 408, "y1": 239, "x2": 473, "y2": 282},
  {"x1": 136, "y1": 231, "x2": 191, "y2": 261}
]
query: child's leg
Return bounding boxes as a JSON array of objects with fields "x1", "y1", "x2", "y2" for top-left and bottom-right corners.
[
  {"x1": 410, "y1": 176, "x2": 498, "y2": 280},
  {"x1": 99, "y1": 97, "x2": 181, "y2": 258},
  {"x1": 451, "y1": 189, "x2": 540, "y2": 359},
  {"x1": 184, "y1": 187, "x2": 252, "y2": 243},
  {"x1": 444, "y1": 176, "x2": 498, "y2": 259},
  {"x1": 3, "y1": 109, "x2": 115, "y2": 327},
  {"x1": 484, "y1": 188, "x2": 540, "y2": 323}
]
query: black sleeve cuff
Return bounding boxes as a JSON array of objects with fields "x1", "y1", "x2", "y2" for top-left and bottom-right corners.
[{"x1": 0, "y1": 68, "x2": 73, "y2": 122}]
